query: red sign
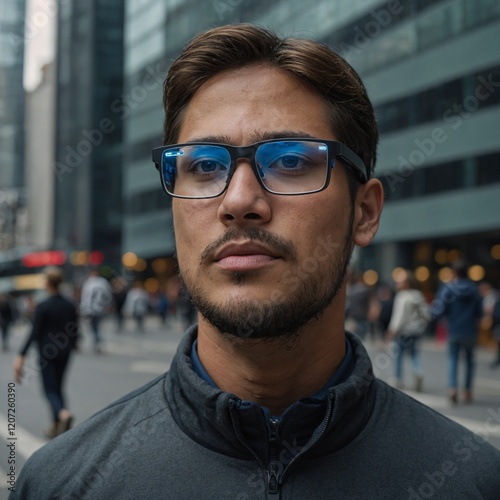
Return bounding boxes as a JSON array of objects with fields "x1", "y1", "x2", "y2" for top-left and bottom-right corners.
[
  {"x1": 89, "y1": 251, "x2": 104, "y2": 265},
  {"x1": 22, "y1": 251, "x2": 67, "y2": 268}
]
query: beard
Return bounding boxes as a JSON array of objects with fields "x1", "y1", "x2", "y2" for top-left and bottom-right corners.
[{"x1": 180, "y1": 220, "x2": 354, "y2": 343}]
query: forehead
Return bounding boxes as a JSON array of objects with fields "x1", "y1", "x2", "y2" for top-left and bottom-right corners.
[{"x1": 177, "y1": 65, "x2": 336, "y2": 144}]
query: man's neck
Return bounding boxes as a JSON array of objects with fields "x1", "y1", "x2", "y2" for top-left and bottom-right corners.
[{"x1": 196, "y1": 307, "x2": 346, "y2": 416}]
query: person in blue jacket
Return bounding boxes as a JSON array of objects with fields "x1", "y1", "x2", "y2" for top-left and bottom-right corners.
[{"x1": 431, "y1": 260, "x2": 483, "y2": 404}]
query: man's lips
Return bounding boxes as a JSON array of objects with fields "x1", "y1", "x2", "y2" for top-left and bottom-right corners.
[{"x1": 213, "y1": 242, "x2": 279, "y2": 270}]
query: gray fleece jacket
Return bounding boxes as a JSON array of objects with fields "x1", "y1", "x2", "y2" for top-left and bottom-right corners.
[{"x1": 10, "y1": 329, "x2": 500, "y2": 499}]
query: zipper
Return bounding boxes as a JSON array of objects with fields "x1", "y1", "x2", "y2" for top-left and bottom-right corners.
[
  {"x1": 267, "y1": 417, "x2": 280, "y2": 496},
  {"x1": 228, "y1": 396, "x2": 335, "y2": 498},
  {"x1": 229, "y1": 398, "x2": 282, "y2": 499},
  {"x1": 277, "y1": 395, "x2": 335, "y2": 486}
]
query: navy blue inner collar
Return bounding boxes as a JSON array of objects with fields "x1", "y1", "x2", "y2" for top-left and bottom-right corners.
[{"x1": 190, "y1": 334, "x2": 354, "y2": 407}]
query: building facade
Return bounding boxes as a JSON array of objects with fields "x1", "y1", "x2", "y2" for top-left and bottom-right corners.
[
  {"x1": 0, "y1": 0, "x2": 26, "y2": 259},
  {"x1": 25, "y1": 63, "x2": 56, "y2": 250},
  {"x1": 122, "y1": 0, "x2": 500, "y2": 287},
  {"x1": 53, "y1": 0, "x2": 125, "y2": 268}
]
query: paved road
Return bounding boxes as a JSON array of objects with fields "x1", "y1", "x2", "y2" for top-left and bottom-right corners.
[{"x1": 1, "y1": 318, "x2": 499, "y2": 497}]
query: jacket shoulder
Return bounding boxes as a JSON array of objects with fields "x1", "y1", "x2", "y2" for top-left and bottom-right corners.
[{"x1": 13, "y1": 373, "x2": 171, "y2": 498}]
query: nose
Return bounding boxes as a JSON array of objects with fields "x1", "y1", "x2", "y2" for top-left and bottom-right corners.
[{"x1": 217, "y1": 160, "x2": 272, "y2": 226}]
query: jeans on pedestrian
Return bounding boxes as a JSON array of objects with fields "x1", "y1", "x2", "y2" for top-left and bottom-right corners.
[
  {"x1": 1, "y1": 322, "x2": 11, "y2": 350},
  {"x1": 448, "y1": 339, "x2": 475, "y2": 391},
  {"x1": 134, "y1": 313, "x2": 145, "y2": 333},
  {"x1": 40, "y1": 354, "x2": 71, "y2": 422},
  {"x1": 394, "y1": 334, "x2": 422, "y2": 381},
  {"x1": 354, "y1": 319, "x2": 370, "y2": 340},
  {"x1": 90, "y1": 315, "x2": 102, "y2": 345}
]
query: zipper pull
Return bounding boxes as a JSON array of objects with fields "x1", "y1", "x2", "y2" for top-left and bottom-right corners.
[
  {"x1": 267, "y1": 470, "x2": 280, "y2": 498},
  {"x1": 268, "y1": 417, "x2": 279, "y2": 443}
]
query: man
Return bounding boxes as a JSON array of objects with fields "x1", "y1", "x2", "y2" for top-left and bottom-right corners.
[
  {"x1": 13, "y1": 267, "x2": 78, "y2": 438},
  {"x1": 431, "y1": 260, "x2": 483, "y2": 404},
  {"x1": 11, "y1": 25, "x2": 500, "y2": 499},
  {"x1": 80, "y1": 267, "x2": 112, "y2": 352}
]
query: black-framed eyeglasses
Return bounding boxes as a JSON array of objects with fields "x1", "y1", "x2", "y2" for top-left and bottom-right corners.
[{"x1": 152, "y1": 138, "x2": 369, "y2": 199}]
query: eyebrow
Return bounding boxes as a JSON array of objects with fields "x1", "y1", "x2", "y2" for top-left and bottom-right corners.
[{"x1": 185, "y1": 131, "x2": 317, "y2": 145}]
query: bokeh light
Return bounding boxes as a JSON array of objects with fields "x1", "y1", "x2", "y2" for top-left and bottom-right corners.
[
  {"x1": 491, "y1": 244, "x2": 500, "y2": 260},
  {"x1": 468, "y1": 265, "x2": 485, "y2": 282},
  {"x1": 392, "y1": 267, "x2": 407, "y2": 283},
  {"x1": 122, "y1": 252, "x2": 138, "y2": 268},
  {"x1": 144, "y1": 277, "x2": 160, "y2": 293},
  {"x1": 438, "y1": 267, "x2": 453, "y2": 283},
  {"x1": 363, "y1": 269, "x2": 378, "y2": 286},
  {"x1": 415, "y1": 266, "x2": 430, "y2": 282}
]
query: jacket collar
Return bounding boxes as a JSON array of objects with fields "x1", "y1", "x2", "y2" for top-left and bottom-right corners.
[{"x1": 164, "y1": 327, "x2": 377, "y2": 460}]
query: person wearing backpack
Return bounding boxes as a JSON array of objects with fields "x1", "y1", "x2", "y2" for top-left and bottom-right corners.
[
  {"x1": 431, "y1": 260, "x2": 483, "y2": 404},
  {"x1": 387, "y1": 271, "x2": 429, "y2": 392}
]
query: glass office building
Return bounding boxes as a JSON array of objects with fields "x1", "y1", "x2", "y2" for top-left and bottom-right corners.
[
  {"x1": 54, "y1": 0, "x2": 124, "y2": 267},
  {"x1": 0, "y1": 0, "x2": 25, "y2": 188},
  {"x1": 0, "y1": 0, "x2": 26, "y2": 255},
  {"x1": 122, "y1": 0, "x2": 500, "y2": 286}
]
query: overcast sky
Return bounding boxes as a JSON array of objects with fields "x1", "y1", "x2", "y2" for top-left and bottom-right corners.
[{"x1": 23, "y1": 0, "x2": 56, "y2": 91}]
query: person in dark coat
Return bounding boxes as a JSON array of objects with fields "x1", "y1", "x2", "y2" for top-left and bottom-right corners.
[
  {"x1": 0, "y1": 293, "x2": 15, "y2": 351},
  {"x1": 13, "y1": 267, "x2": 80, "y2": 438},
  {"x1": 431, "y1": 260, "x2": 483, "y2": 404}
]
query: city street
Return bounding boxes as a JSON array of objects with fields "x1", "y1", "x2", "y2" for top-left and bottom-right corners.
[{"x1": 1, "y1": 317, "x2": 499, "y2": 497}]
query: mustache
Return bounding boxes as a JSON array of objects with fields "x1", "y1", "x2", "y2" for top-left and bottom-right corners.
[{"x1": 200, "y1": 226, "x2": 298, "y2": 264}]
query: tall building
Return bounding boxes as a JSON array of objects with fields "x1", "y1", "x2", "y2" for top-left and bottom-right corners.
[
  {"x1": 25, "y1": 63, "x2": 56, "y2": 250},
  {"x1": 53, "y1": 0, "x2": 124, "y2": 267},
  {"x1": 339, "y1": 0, "x2": 500, "y2": 288},
  {"x1": 122, "y1": 0, "x2": 500, "y2": 287},
  {"x1": 0, "y1": 0, "x2": 26, "y2": 256},
  {"x1": 0, "y1": 0, "x2": 25, "y2": 188}
]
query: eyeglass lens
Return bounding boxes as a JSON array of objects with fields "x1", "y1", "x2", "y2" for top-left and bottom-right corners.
[{"x1": 161, "y1": 141, "x2": 330, "y2": 197}]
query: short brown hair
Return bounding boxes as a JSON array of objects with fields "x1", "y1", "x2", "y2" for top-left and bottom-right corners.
[
  {"x1": 44, "y1": 266, "x2": 63, "y2": 289},
  {"x1": 163, "y1": 24, "x2": 378, "y2": 176}
]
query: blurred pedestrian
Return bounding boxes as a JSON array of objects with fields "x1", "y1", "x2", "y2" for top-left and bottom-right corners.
[
  {"x1": 345, "y1": 271, "x2": 373, "y2": 340},
  {"x1": 0, "y1": 293, "x2": 15, "y2": 351},
  {"x1": 80, "y1": 267, "x2": 112, "y2": 352},
  {"x1": 13, "y1": 267, "x2": 79, "y2": 438},
  {"x1": 488, "y1": 291, "x2": 500, "y2": 368},
  {"x1": 18, "y1": 293, "x2": 36, "y2": 325},
  {"x1": 387, "y1": 272, "x2": 429, "y2": 391},
  {"x1": 111, "y1": 276, "x2": 128, "y2": 333},
  {"x1": 123, "y1": 281, "x2": 150, "y2": 332},
  {"x1": 177, "y1": 285, "x2": 196, "y2": 330},
  {"x1": 373, "y1": 283, "x2": 394, "y2": 338},
  {"x1": 155, "y1": 288, "x2": 169, "y2": 324},
  {"x1": 431, "y1": 260, "x2": 483, "y2": 404}
]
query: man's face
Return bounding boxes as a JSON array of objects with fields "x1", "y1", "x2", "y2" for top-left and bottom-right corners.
[{"x1": 173, "y1": 65, "x2": 355, "y2": 340}]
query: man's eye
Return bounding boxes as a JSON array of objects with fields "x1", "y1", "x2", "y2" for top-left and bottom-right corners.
[
  {"x1": 190, "y1": 160, "x2": 226, "y2": 173},
  {"x1": 268, "y1": 154, "x2": 311, "y2": 172},
  {"x1": 278, "y1": 155, "x2": 301, "y2": 169}
]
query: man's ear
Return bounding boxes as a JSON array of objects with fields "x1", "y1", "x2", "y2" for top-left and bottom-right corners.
[{"x1": 352, "y1": 178, "x2": 384, "y2": 248}]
